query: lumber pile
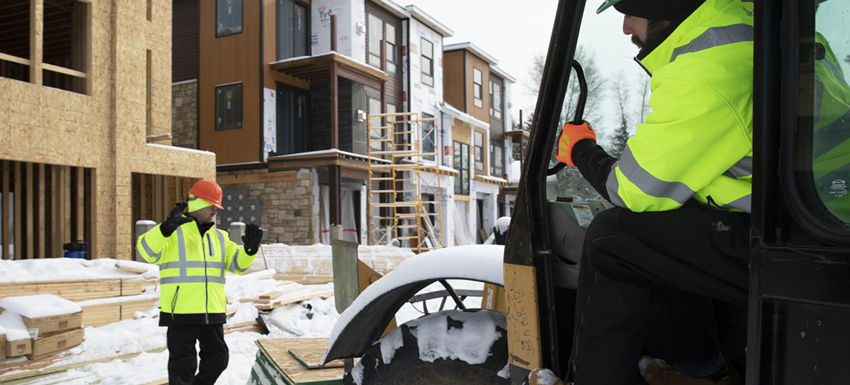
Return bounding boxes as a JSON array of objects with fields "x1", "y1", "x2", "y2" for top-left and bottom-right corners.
[
  {"x1": 77, "y1": 294, "x2": 159, "y2": 328},
  {"x1": 249, "y1": 338, "x2": 349, "y2": 385},
  {"x1": 249, "y1": 244, "x2": 415, "y2": 284},
  {"x1": 237, "y1": 288, "x2": 335, "y2": 311}
]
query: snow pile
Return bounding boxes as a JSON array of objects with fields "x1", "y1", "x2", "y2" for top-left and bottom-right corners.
[
  {"x1": 410, "y1": 311, "x2": 504, "y2": 365},
  {"x1": 532, "y1": 368, "x2": 561, "y2": 385},
  {"x1": 0, "y1": 311, "x2": 30, "y2": 341},
  {"x1": 0, "y1": 294, "x2": 82, "y2": 318},
  {"x1": 496, "y1": 217, "x2": 512, "y2": 234},
  {"x1": 0, "y1": 259, "x2": 157, "y2": 283}
]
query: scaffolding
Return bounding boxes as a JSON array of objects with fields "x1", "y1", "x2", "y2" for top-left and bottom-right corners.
[{"x1": 367, "y1": 112, "x2": 442, "y2": 253}]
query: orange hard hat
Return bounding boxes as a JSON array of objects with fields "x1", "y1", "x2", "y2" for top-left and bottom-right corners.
[{"x1": 188, "y1": 179, "x2": 224, "y2": 209}]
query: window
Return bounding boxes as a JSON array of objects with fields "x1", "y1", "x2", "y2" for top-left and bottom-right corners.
[
  {"x1": 277, "y1": 0, "x2": 309, "y2": 60},
  {"x1": 216, "y1": 84, "x2": 243, "y2": 130},
  {"x1": 474, "y1": 131, "x2": 485, "y2": 171},
  {"x1": 277, "y1": 85, "x2": 309, "y2": 154},
  {"x1": 490, "y1": 81, "x2": 502, "y2": 119},
  {"x1": 798, "y1": 0, "x2": 850, "y2": 225},
  {"x1": 216, "y1": 0, "x2": 243, "y2": 37},
  {"x1": 473, "y1": 68, "x2": 484, "y2": 108},
  {"x1": 421, "y1": 38, "x2": 434, "y2": 87},
  {"x1": 454, "y1": 141, "x2": 470, "y2": 195},
  {"x1": 367, "y1": 12, "x2": 398, "y2": 74},
  {"x1": 368, "y1": 97, "x2": 383, "y2": 154},
  {"x1": 422, "y1": 113, "x2": 436, "y2": 161},
  {"x1": 491, "y1": 139, "x2": 504, "y2": 177}
]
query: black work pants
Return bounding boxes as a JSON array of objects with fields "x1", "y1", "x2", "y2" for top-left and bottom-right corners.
[
  {"x1": 167, "y1": 324, "x2": 229, "y2": 385},
  {"x1": 569, "y1": 205, "x2": 749, "y2": 385}
]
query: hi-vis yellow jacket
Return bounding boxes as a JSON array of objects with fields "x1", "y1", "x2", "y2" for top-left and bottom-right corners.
[
  {"x1": 607, "y1": 0, "x2": 754, "y2": 212},
  {"x1": 137, "y1": 218, "x2": 256, "y2": 326}
]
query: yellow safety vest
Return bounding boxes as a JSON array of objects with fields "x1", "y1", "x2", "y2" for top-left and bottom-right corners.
[
  {"x1": 137, "y1": 218, "x2": 256, "y2": 324},
  {"x1": 607, "y1": 0, "x2": 754, "y2": 212}
]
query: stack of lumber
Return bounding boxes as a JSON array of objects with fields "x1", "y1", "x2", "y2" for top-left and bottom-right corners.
[
  {"x1": 248, "y1": 244, "x2": 415, "y2": 284},
  {"x1": 77, "y1": 293, "x2": 159, "y2": 328},
  {"x1": 237, "y1": 288, "x2": 335, "y2": 311},
  {"x1": 249, "y1": 338, "x2": 349, "y2": 385},
  {"x1": 0, "y1": 276, "x2": 158, "y2": 302}
]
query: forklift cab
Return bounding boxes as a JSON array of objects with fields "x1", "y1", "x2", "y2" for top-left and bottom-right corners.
[{"x1": 504, "y1": 0, "x2": 850, "y2": 383}]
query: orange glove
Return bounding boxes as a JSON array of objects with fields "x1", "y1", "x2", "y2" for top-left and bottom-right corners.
[{"x1": 555, "y1": 121, "x2": 596, "y2": 167}]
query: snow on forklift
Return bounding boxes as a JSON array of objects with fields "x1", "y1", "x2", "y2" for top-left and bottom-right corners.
[{"x1": 322, "y1": 0, "x2": 850, "y2": 383}]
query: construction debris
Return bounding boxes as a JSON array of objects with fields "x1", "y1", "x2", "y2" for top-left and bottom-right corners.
[{"x1": 250, "y1": 338, "x2": 347, "y2": 385}]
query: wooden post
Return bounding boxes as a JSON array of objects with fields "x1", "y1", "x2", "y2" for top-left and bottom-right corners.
[
  {"x1": 64, "y1": 166, "x2": 71, "y2": 244},
  {"x1": 30, "y1": 0, "x2": 42, "y2": 86},
  {"x1": 76, "y1": 167, "x2": 85, "y2": 241},
  {"x1": 153, "y1": 175, "x2": 163, "y2": 222},
  {"x1": 331, "y1": 62, "x2": 339, "y2": 149},
  {"x1": 1, "y1": 161, "x2": 8, "y2": 260},
  {"x1": 53, "y1": 165, "x2": 62, "y2": 257},
  {"x1": 13, "y1": 162, "x2": 22, "y2": 260},
  {"x1": 25, "y1": 163, "x2": 33, "y2": 260},
  {"x1": 330, "y1": 15, "x2": 337, "y2": 52},
  {"x1": 330, "y1": 166, "x2": 341, "y2": 227},
  {"x1": 85, "y1": 168, "x2": 97, "y2": 259},
  {"x1": 139, "y1": 174, "x2": 149, "y2": 221},
  {"x1": 37, "y1": 163, "x2": 45, "y2": 259}
]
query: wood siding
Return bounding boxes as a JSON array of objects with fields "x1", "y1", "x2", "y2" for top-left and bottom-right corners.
[
  {"x1": 443, "y1": 50, "x2": 465, "y2": 112},
  {"x1": 199, "y1": 0, "x2": 262, "y2": 165},
  {"x1": 464, "y1": 52, "x2": 489, "y2": 122},
  {"x1": 172, "y1": 0, "x2": 199, "y2": 82}
]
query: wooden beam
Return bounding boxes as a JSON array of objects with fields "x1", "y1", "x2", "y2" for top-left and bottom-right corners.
[
  {"x1": 53, "y1": 165, "x2": 62, "y2": 257},
  {"x1": 64, "y1": 166, "x2": 71, "y2": 244},
  {"x1": 1, "y1": 161, "x2": 8, "y2": 260},
  {"x1": 37, "y1": 163, "x2": 45, "y2": 259},
  {"x1": 0, "y1": 52, "x2": 30, "y2": 66},
  {"x1": 42, "y1": 63, "x2": 87, "y2": 79},
  {"x1": 25, "y1": 162, "x2": 33, "y2": 260},
  {"x1": 13, "y1": 162, "x2": 21, "y2": 260},
  {"x1": 85, "y1": 168, "x2": 96, "y2": 259},
  {"x1": 30, "y1": 0, "x2": 42, "y2": 86},
  {"x1": 76, "y1": 167, "x2": 85, "y2": 241}
]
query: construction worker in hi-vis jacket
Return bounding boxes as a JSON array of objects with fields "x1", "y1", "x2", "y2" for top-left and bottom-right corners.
[{"x1": 137, "y1": 179, "x2": 261, "y2": 385}]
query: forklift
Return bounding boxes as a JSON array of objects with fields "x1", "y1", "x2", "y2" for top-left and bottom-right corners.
[{"x1": 322, "y1": 0, "x2": 850, "y2": 383}]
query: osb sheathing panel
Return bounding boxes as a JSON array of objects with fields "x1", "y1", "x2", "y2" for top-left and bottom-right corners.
[
  {"x1": 0, "y1": 0, "x2": 215, "y2": 260},
  {"x1": 452, "y1": 118, "x2": 472, "y2": 146}
]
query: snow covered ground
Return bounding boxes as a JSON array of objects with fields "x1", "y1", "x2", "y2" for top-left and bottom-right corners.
[{"x1": 0, "y1": 248, "x2": 494, "y2": 385}]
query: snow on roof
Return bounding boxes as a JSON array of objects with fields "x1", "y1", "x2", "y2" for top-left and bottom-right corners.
[
  {"x1": 325, "y1": 245, "x2": 504, "y2": 360},
  {"x1": 475, "y1": 174, "x2": 508, "y2": 184},
  {"x1": 405, "y1": 5, "x2": 454, "y2": 37},
  {"x1": 441, "y1": 102, "x2": 490, "y2": 130},
  {"x1": 490, "y1": 65, "x2": 517, "y2": 83},
  {"x1": 444, "y1": 42, "x2": 499, "y2": 65},
  {"x1": 0, "y1": 295, "x2": 82, "y2": 319},
  {"x1": 146, "y1": 143, "x2": 215, "y2": 156},
  {"x1": 0, "y1": 258, "x2": 158, "y2": 284}
]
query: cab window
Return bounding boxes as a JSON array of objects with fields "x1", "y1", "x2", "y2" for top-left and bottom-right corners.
[{"x1": 799, "y1": 0, "x2": 850, "y2": 226}]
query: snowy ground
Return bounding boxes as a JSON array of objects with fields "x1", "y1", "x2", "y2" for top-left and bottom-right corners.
[{"x1": 0, "y1": 253, "x2": 490, "y2": 385}]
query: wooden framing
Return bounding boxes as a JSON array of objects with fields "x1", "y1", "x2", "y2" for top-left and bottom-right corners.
[
  {"x1": 130, "y1": 173, "x2": 199, "y2": 242},
  {"x1": 0, "y1": 161, "x2": 96, "y2": 260}
]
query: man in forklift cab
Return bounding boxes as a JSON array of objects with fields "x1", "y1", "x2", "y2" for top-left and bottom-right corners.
[{"x1": 552, "y1": 0, "x2": 754, "y2": 383}]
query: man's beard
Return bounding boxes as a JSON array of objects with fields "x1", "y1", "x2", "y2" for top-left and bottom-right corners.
[{"x1": 632, "y1": 20, "x2": 672, "y2": 50}]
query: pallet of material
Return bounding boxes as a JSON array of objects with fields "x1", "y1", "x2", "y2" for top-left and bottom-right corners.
[
  {"x1": 249, "y1": 338, "x2": 346, "y2": 385},
  {"x1": 0, "y1": 277, "x2": 158, "y2": 302},
  {"x1": 78, "y1": 294, "x2": 159, "y2": 328},
  {"x1": 239, "y1": 290, "x2": 335, "y2": 311},
  {"x1": 224, "y1": 320, "x2": 264, "y2": 335}
]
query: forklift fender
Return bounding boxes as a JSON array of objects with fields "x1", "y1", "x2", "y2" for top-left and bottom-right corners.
[{"x1": 322, "y1": 245, "x2": 505, "y2": 365}]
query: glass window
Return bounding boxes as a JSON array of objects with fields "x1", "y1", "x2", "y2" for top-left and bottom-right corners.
[
  {"x1": 490, "y1": 81, "x2": 502, "y2": 119},
  {"x1": 491, "y1": 139, "x2": 504, "y2": 177},
  {"x1": 421, "y1": 38, "x2": 434, "y2": 87},
  {"x1": 277, "y1": 86, "x2": 309, "y2": 154},
  {"x1": 454, "y1": 141, "x2": 470, "y2": 195},
  {"x1": 216, "y1": 84, "x2": 242, "y2": 130},
  {"x1": 366, "y1": 13, "x2": 398, "y2": 74},
  {"x1": 368, "y1": 14, "x2": 382, "y2": 68},
  {"x1": 473, "y1": 68, "x2": 483, "y2": 108},
  {"x1": 422, "y1": 113, "x2": 436, "y2": 161},
  {"x1": 474, "y1": 131, "x2": 485, "y2": 171},
  {"x1": 216, "y1": 0, "x2": 242, "y2": 37},
  {"x1": 386, "y1": 24, "x2": 397, "y2": 74},
  {"x1": 277, "y1": 0, "x2": 309, "y2": 60},
  {"x1": 804, "y1": 0, "x2": 850, "y2": 224},
  {"x1": 369, "y1": 97, "x2": 383, "y2": 154}
]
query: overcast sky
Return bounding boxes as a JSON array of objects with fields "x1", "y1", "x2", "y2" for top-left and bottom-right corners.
[{"x1": 413, "y1": 0, "x2": 642, "y2": 122}]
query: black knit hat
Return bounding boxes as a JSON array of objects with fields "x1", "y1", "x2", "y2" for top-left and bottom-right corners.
[{"x1": 597, "y1": 0, "x2": 705, "y2": 21}]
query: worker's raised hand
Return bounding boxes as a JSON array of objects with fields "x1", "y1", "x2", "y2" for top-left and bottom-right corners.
[
  {"x1": 555, "y1": 121, "x2": 596, "y2": 167},
  {"x1": 160, "y1": 201, "x2": 192, "y2": 237},
  {"x1": 242, "y1": 224, "x2": 262, "y2": 256}
]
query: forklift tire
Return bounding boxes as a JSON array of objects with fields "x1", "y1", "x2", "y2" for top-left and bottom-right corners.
[{"x1": 343, "y1": 309, "x2": 509, "y2": 385}]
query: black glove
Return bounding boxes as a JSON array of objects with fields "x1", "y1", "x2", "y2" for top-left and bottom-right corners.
[
  {"x1": 242, "y1": 224, "x2": 262, "y2": 256},
  {"x1": 160, "y1": 201, "x2": 192, "y2": 237}
]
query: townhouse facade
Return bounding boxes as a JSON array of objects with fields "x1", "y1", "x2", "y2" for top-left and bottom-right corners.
[
  {"x1": 0, "y1": 0, "x2": 215, "y2": 261},
  {"x1": 171, "y1": 0, "x2": 517, "y2": 248}
]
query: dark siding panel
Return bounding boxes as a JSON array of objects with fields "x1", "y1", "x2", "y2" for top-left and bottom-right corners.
[
  {"x1": 489, "y1": 75, "x2": 505, "y2": 140},
  {"x1": 173, "y1": 0, "x2": 199, "y2": 82}
]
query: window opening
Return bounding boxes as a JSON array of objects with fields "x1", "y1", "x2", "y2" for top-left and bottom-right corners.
[
  {"x1": 454, "y1": 141, "x2": 470, "y2": 195},
  {"x1": 277, "y1": 86, "x2": 309, "y2": 154},
  {"x1": 217, "y1": 0, "x2": 243, "y2": 37},
  {"x1": 277, "y1": 0, "x2": 308, "y2": 60},
  {"x1": 474, "y1": 131, "x2": 484, "y2": 171},
  {"x1": 473, "y1": 67, "x2": 483, "y2": 108},
  {"x1": 0, "y1": 0, "x2": 31, "y2": 83},
  {"x1": 421, "y1": 38, "x2": 434, "y2": 87},
  {"x1": 216, "y1": 84, "x2": 243, "y2": 130}
]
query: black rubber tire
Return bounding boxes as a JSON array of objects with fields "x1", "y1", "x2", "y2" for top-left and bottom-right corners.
[{"x1": 343, "y1": 309, "x2": 509, "y2": 385}]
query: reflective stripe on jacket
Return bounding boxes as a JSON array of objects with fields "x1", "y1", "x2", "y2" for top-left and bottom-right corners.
[
  {"x1": 606, "y1": 0, "x2": 754, "y2": 213},
  {"x1": 136, "y1": 218, "x2": 256, "y2": 325},
  {"x1": 812, "y1": 32, "x2": 850, "y2": 221}
]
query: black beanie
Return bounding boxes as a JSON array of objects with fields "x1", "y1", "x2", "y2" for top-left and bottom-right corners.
[{"x1": 614, "y1": 0, "x2": 705, "y2": 21}]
